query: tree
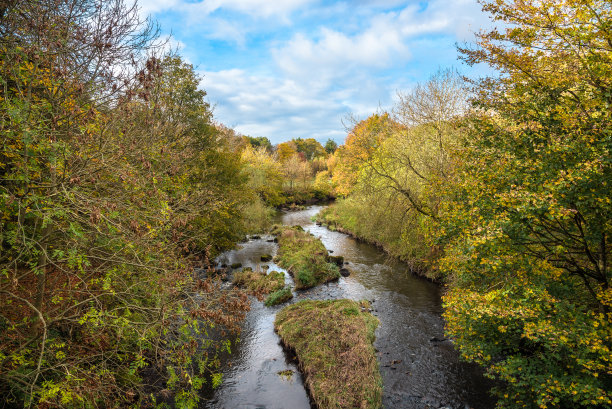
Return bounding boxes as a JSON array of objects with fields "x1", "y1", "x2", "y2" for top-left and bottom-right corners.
[
  {"x1": 241, "y1": 145, "x2": 284, "y2": 206},
  {"x1": 370, "y1": 68, "x2": 466, "y2": 220},
  {"x1": 293, "y1": 138, "x2": 326, "y2": 160},
  {"x1": 276, "y1": 141, "x2": 298, "y2": 162},
  {"x1": 333, "y1": 70, "x2": 466, "y2": 217},
  {"x1": 282, "y1": 154, "x2": 306, "y2": 191},
  {"x1": 441, "y1": 1, "x2": 611, "y2": 407},
  {"x1": 324, "y1": 139, "x2": 338, "y2": 154},
  {"x1": 0, "y1": 2, "x2": 250, "y2": 408},
  {"x1": 324, "y1": 72, "x2": 466, "y2": 274},
  {"x1": 244, "y1": 136, "x2": 272, "y2": 152},
  {"x1": 332, "y1": 113, "x2": 394, "y2": 196}
]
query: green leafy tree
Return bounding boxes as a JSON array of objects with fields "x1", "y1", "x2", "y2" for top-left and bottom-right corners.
[
  {"x1": 0, "y1": 2, "x2": 250, "y2": 408},
  {"x1": 244, "y1": 136, "x2": 272, "y2": 152},
  {"x1": 440, "y1": 1, "x2": 611, "y2": 407},
  {"x1": 241, "y1": 145, "x2": 285, "y2": 206},
  {"x1": 324, "y1": 139, "x2": 338, "y2": 154}
]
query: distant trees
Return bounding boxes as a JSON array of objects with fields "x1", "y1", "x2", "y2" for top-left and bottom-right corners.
[
  {"x1": 244, "y1": 136, "x2": 273, "y2": 152},
  {"x1": 282, "y1": 154, "x2": 312, "y2": 191},
  {"x1": 324, "y1": 139, "x2": 338, "y2": 154},
  {"x1": 241, "y1": 145, "x2": 284, "y2": 206},
  {"x1": 276, "y1": 141, "x2": 299, "y2": 162},
  {"x1": 293, "y1": 138, "x2": 326, "y2": 160},
  {"x1": 242, "y1": 137, "x2": 333, "y2": 204}
]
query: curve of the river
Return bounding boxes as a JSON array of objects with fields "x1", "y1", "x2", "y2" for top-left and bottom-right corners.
[{"x1": 202, "y1": 206, "x2": 495, "y2": 409}]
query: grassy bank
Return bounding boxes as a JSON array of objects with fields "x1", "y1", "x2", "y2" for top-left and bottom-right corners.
[
  {"x1": 264, "y1": 287, "x2": 293, "y2": 306},
  {"x1": 233, "y1": 268, "x2": 285, "y2": 299},
  {"x1": 275, "y1": 299, "x2": 382, "y2": 409},
  {"x1": 316, "y1": 199, "x2": 442, "y2": 281},
  {"x1": 273, "y1": 226, "x2": 340, "y2": 289}
]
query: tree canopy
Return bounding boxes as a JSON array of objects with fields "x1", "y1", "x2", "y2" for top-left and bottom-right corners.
[
  {"x1": 440, "y1": 1, "x2": 611, "y2": 407},
  {"x1": 0, "y1": 2, "x2": 250, "y2": 407}
]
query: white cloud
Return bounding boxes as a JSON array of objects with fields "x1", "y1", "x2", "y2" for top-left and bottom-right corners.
[
  {"x1": 138, "y1": 0, "x2": 315, "y2": 18},
  {"x1": 202, "y1": 17, "x2": 250, "y2": 46},
  {"x1": 143, "y1": 0, "x2": 492, "y2": 144},
  {"x1": 272, "y1": 0, "x2": 486, "y2": 87},
  {"x1": 138, "y1": 0, "x2": 181, "y2": 15},
  {"x1": 198, "y1": 0, "x2": 315, "y2": 18},
  {"x1": 200, "y1": 68, "x2": 381, "y2": 143},
  {"x1": 273, "y1": 23, "x2": 410, "y2": 88}
]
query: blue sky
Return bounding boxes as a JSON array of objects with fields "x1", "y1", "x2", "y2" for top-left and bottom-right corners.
[{"x1": 139, "y1": 0, "x2": 493, "y2": 144}]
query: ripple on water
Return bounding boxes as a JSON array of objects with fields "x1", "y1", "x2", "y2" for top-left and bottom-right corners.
[{"x1": 202, "y1": 206, "x2": 495, "y2": 409}]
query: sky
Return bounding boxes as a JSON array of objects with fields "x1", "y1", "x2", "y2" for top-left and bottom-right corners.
[{"x1": 138, "y1": 0, "x2": 493, "y2": 145}]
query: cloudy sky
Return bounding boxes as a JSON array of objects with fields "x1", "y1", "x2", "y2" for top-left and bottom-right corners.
[{"x1": 139, "y1": 0, "x2": 492, "y2": 144}]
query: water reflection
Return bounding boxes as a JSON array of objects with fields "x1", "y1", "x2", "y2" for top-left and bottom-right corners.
[{"x1": 202, "y1": 206, "x2": 494, "y2": 409}]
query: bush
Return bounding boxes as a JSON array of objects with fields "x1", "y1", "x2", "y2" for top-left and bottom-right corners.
[
  {"x1": 274, "y1": 227, "x2": 340, "y2": 289},
  {"x1": 264, "y1": 288, "x2": 293, "y2": 306}
]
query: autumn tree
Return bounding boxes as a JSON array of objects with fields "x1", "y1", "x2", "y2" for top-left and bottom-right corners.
[
  {"x1": 276, "y1": 141, "x2": 298, "y2": 162},
  {"x1": 440, "y1": 1, "x2": 612, "y2": 407},
  {"x1": 282, "y1": 154, "x2": 309, "y2": 191},
  {"x1": 0, "y1": 2, "x2": 249, "y2": 408},
  {"x1": 241, "y1": 145, "x2": 284, "y2": 206},
  {"x1": 368, "y1": 68, "x2": 466, "y2": 220},
  {"x1": 332, "y1": 113, "x2": 394, "y2": 196},
  {"x1": 322, "y1": 72, "x2": 467, "y2": 273},
  {"x1": 293, "y1": 138, "x2": 326, "y2": 160}
]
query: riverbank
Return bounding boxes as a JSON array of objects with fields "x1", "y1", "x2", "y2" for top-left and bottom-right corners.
[
  {"x1": 205, "y1": 205, "x2": 495, "y2": 409},
  {"x1": 275, "y1": 299, "x2": 382, "y2": 409},
  {"x1": 277, "y1": 194, "x2": 335, "y2": 210},
  {"x1": 315, "y1": 205, "x2": 442, "y2": 282}
]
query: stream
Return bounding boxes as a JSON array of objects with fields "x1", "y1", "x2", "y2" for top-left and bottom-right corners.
[{"x1": 201, "y1": 206, "x2": 495, "y2": 409}]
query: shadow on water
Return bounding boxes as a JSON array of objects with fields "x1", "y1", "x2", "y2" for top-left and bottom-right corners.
[{"x1": 201, "y1": 206, "x2": 496, "y2": 409}]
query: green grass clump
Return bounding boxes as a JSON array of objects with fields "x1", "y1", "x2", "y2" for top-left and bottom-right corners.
[
  {"x1": 274, "y1": 227, "x2": 340, "y2": 290},
  {"x1": 317, "y1": 200, "x2": 439, "y2": 281},
  {"x1": 233, "y1": 269, "x2": 285, "y2": 300},
  {"x1": 264, "y1": 287, "x2": 293, "y2": 306},
  {"x1": 275, "y1": 299, "x2": 382, "y2": 409}
]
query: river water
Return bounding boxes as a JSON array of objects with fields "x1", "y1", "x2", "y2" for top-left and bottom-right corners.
[{"x1": 202, "y1": 206, "x2": 495, "y2": 409}]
